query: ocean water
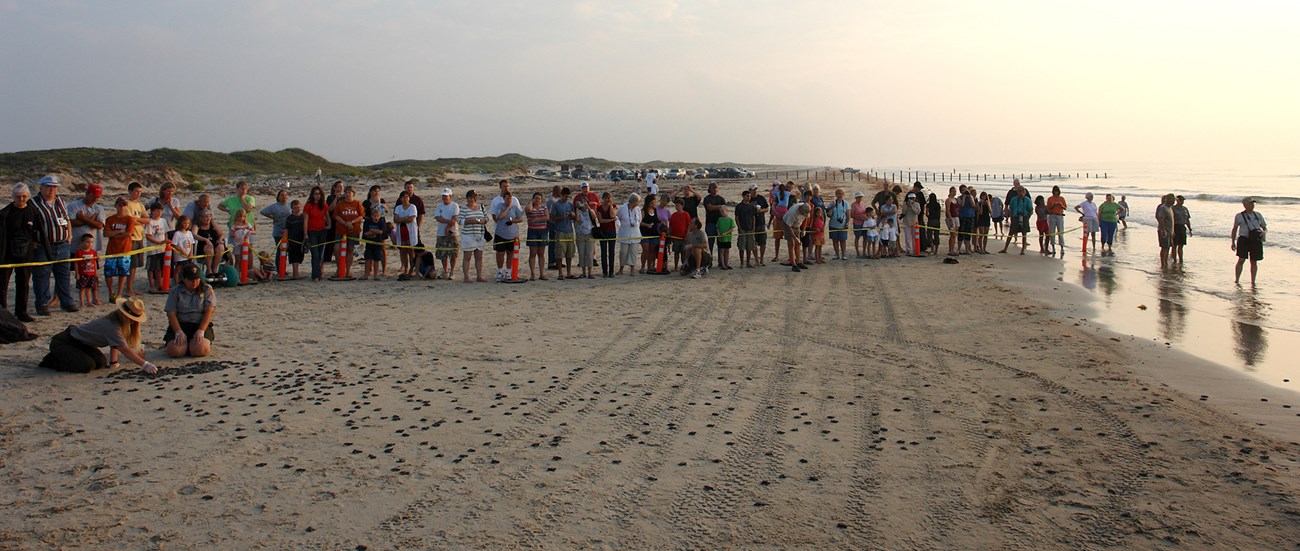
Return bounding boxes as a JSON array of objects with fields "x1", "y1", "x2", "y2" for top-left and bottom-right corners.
[{"x1": 873, "y1": 159, "x2": 1299, "y2": 389}]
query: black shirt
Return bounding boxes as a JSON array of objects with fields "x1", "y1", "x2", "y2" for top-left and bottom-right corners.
[
  {"x1": 750, "y1": 194, "x2": 769, "y2": 229},
  {"x1": 682, "y1": 195, "x2": 701, "y2": 220},
  {"x1": 2, "y1": 204, "x2": 38, "y2": 262},
  {"x1": 734, "y1": 202, "x2": 756, "y2": 231},
  {"x1": 703, "y1": 194, "x2": 726, "y2": 225}
]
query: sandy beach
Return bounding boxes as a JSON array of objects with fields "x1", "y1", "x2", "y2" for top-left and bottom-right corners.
[{"x1": 1, "y1": 178, "x2": 1299, "y2": 549}]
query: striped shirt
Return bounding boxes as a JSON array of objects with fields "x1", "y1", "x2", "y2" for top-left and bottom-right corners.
[
  {"x1": 457, "y1": 204, "x2": 489, "y2": 240},
  {"x1": 31, "y1": 194, "x2": 71, "y2": 245},
  {"x1": 526, "y1": 205, "x2": 549, "y2": 231}
]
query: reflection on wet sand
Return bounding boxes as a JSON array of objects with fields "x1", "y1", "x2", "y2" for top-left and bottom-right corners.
[
  {"x1": 1232, "y1": 291, "x2": 1269, "y2": 368},
  {"x1": 1156, "y1": 269, "x2": 1188, "y2": 344}
]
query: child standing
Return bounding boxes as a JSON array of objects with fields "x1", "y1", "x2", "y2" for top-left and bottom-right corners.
[
  {"x1": 863, "y1": 208, "x2": 879, "y2": 258},
  {"x1": 880, "y1": 218, "x2": 898, "y2": 257},
  {"x1": 170, "y1": 215, "x2": 197, "y2": 281},
  {"x1": 103, "y1": 198, "x2": 135, "y2": 301},
  {"x1": 715, "y1": 206, "x2": 736, "y2": 270},
  {"x1": 144, "y1": 202, "x2": 169, "y2": 293},
  {"x1": 74, "y1": 234, "x2": 100, "y2": 307},
  {"x1": 810, "y1": 207, "x2": 826, "y2": 264},
  {"x1": 361, "y1": 207, "x2": 388, "y2": 280},
  {"x1": 285, "y1": 200, "x2": 305, "y2": 279}
]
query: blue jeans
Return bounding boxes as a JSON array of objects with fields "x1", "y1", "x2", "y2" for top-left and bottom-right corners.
[
  {"x1": 308, "y1": 229, "x2": 329, "y2": 279},
  {"x1": 705, "y1": 223, "x2": 718, "y2": 254},
  {"x1": 1100, "y1": 221, "x2": 1118, "y2": 246},
  {"x1": 32, "y1": 242, "x2": 75, "y2": 311}
]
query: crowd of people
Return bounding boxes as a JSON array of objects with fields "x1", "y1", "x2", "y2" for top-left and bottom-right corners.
[{"x1": 2, "y1": 172, "x2": 1270, "y2": 374}]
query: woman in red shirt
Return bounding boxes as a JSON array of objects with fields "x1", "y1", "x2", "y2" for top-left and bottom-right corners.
[{"x1": 303, "y1": 186, "x2": 330, "y2": 281}]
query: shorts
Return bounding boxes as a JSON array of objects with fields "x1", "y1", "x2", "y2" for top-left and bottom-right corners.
[
  {"x1": 131, "y1": 241, "x2": 145, "y2": 267},
  {"x1": 946, "y1": 216, "x2": 958, "y2": 230},
  {"x1": 460, "y1": 232, "x2": 488, "y2": 252},
  {"x1": 881, "y1": 239, "x2": 893, "y2": 249},
  {"x1": 853, "y1": 224, "x2": 866, "y2": 238},
  {"x1": 1158, "y1": 233, "x2": 1171, "y2": 249},
  {"x1": 526, "y1": 229, "x2": 548, "y2": 247},
  {"x1": 772, "y1": 227, "x2": 784, "y2": 240},
  {"x1": 958, "y1": 217, "x2": 974, "y2": 242},
  {"x1": 554, "y1": 232, "x2": 576, "y2": 257},
  {"x1": 1009, "y1": 215, "x2": 1030, "y2": 235},
  {"x1": 147, "y1": 254, "x2": 164, "y2": 272},
  {"x1": 719, "y1": 241, "x2": 732, "y2": 250},
  {"x1": 976, "y1": 215, "x2": 991, "y2": 229},
  {"x1": 992, "y1": 216, "x2": 1005, "y2": 224},
  {"x1": 76, "y1": 275, "x2": 98, "y2": 290},
  {"x1": 104, "y1": 257, "x2": 131, "y2": 277},
  {"x1": 164, "y1": 322, "x2": 216, "y2": 346},
  {"x1": 738, "y1": 233, "x2": 756, "y2": 251},
  {"x1": 1236, "y1": 236, "x2": 1263, "y2": 261},
  {"x1": 288, "y1": 242, "x2": 305, "y2": 264},
  {"x1": 642, "y1": 234, "x2": 659, "y2": 246},
  {"x1": 799, "y1": 234, "x2": 811, "y2": 248},
  {"x1": 494, "y1": 235, "x2": 515, "y2": 253},
  {"x1": 671, "y1": 240, "x2": 686, "y2": 255},
  {"x1": 1174, "y1": 225, "x2": 1187, "y2": 246},
  {"x1": 829, "y1": 227, "x2": 847, "y2": 241},
  {"x1": 867, "y1": 235, "x2": 879, "y2": 244},
  {"x1": 435, "y1": 235, "x2": 457, "y2": 260},
  {"x1": 1036, "y1": 219, "x2": 1049, "y2": 233},
  {"x1": 364, "y1": 243, "x2": 385, "y2": 262},
  {"x1": 1082, "y1": 218, "x2": 1099, "y2": 233},
  {"x1": 754, "y1": 231, "x2": 767, "y2": 247}
]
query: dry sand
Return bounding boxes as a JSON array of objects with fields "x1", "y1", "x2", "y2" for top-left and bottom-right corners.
[{"x1": 1, "y1": 179, "x2": 1299, "y2": 549}]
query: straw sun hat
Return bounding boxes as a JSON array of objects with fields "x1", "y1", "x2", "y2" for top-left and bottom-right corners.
[{"x1": 115, "y1": 297, "x2": 147, "y2": 323}]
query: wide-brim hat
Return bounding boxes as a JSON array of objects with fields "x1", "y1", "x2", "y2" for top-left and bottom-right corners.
[{"x1": 115, "y1": 297, "x2": 147, "y2": 323}]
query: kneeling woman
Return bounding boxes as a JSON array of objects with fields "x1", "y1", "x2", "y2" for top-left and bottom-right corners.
[
  {"x1": 39, "y1": 297, "x2": 158, "y2": 375},
  {"x1": 165, "y1": 263, "x2": 216, "y2": 358}
]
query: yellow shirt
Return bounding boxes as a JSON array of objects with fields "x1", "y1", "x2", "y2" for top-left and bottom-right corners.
[{"x1": 124, "y1": 199, "x2": 147, "y2": 241}]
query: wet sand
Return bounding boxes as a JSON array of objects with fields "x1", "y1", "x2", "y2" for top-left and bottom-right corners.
[{"x1": 2, "y1": 213, "x2": 1299, "y2": 549}]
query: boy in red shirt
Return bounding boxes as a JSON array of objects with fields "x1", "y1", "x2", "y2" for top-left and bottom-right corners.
[
  {"x1": 74, "y1": 234, "x2": 100, "y2": 307},
  {"x1": 667, "y1": 198, "x2": 691, "y2": 271}
]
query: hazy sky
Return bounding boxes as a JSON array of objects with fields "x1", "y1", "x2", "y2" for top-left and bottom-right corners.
[{"x1": 2, "y1": 0, "x2": 1297, "y2": 167}]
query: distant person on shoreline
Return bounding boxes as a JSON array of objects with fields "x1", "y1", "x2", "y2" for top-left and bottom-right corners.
[
  {"x1": 1156, "y1": 193, "x2": 1175, "y2": 269},
  {"x1": 1073, "y1": 192, "x2": 1099, "y2": 254},
  {"x1": 1230, "y1": 197, "x2": 1266, "y2": 286},
  {"x1": 1098, "y1": 193, "x2": 1122, "y2": 254},
  {"x1": 1046, "y1": 185, "x2": 1067, "y2": 256},
  {"x1": 1118, "y1": 195, "x2": 1130, "y2": 230},
  {"x1": 1173, "y1": 195, "x2": 1192, "y2": 263}
]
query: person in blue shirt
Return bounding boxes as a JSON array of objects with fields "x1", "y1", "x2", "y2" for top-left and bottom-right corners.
[{"x1": 999, "y1": 185, "x2": 1034, "y2": 255}]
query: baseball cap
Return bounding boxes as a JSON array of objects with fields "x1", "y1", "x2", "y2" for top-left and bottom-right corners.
[
  {"x1": 580, "y1": 181, "x2": 590, "y2": 188},
  {"x1": 87, "y1": 184, "x2": 103, "y2": 198},
  {"x1": 441, "y1": 188, "x2": 452, "y2": 196},
  {"x1": 748, "y1": 183, "x2": 758, "y2": 190},
  {"x1": 1242, "y1": 197, "x2": 1256, "y2": 205},
  {"x1": 38, "y1": 175, "x2": 60, "y2": 187},
  {"x1": 179, "y1": 263, "x2": 202, "y2": 281},
  {"x1": 114, "y1": 197, "x2": 128, "y2": 206}
]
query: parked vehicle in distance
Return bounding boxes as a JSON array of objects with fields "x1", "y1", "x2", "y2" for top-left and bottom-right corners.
[
  {"x1": 608, "y1": 168, "x2": 631, "y2": 182},
  {"x1": 535, "y1": 169, "x2": 557, "y2": 178},
  {"x1": 665, "y1": 168, "x2": 686, "y2": 180},
  {"x1": 571, "y1": 170, "x2": 591, "y2": 180}
]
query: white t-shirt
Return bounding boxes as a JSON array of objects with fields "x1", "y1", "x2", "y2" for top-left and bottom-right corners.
[
  {"x1": 170, "y1": 229, "x2": 196, "y2": 259},
  {"x1": 1235, "y1": 211, "x2": 1266, "y2": 235},
  {"x1": 616, "y1": 204, "x2": 642, "y2": 241},
  {"x1": 145, "y1": 218, "x2": 169, "y2": 256},
  {"x1": 393, "y1": 203, "x2": 419, "y2": 245},
  {"x1": 434, "y1": 201, "x2": 460, "y2": 237},
  {"x1": 864, "y1": 217, "x2": 879, "y2": 237},
  {"x1": 880, "y1": 224, "x2": 897, "y2": 241},
  {"x1": 645, "y1": 172, "x2": 657, "y2": 188},
  {"x1": 1076, "y1": 200, "x2": 1099, "y2": 220},
  {"x1": 489, "y1": 195, "x2": 522, "y2": 221}
]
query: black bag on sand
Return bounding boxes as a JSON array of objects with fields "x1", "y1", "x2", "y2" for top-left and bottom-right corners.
[{"x1": 0, "y1": 308, "x2": 37, "y2": 344}]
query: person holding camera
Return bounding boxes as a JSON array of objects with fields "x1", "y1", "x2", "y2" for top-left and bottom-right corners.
[{"x1": 1230, "y1": 197, "x2": 1267, "y2": 287}]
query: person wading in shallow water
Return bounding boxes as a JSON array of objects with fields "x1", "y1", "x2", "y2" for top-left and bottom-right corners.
[{"x1": 1230, "y1": 196, "x2": 1266, "y2": 287}]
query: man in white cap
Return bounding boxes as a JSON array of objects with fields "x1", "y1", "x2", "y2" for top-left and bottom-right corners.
[
  {"x1": 748, "y1": 182, "x2": 768, "y2": 265},
  {"x1": 433, "y1": 188, "x2": 460, "y2": 279},
  {"x1": 30, "y1": 175, "x2": 79, "y2": 314}
]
